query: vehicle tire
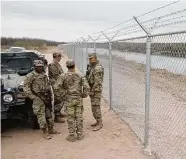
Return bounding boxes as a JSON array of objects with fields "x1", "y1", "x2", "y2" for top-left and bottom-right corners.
[
  {"x1": 1, "y1": 120, "x2": 5, "y2": 133},
  {"x1": 26, "y1": 98, "x2": 40, "y2": 129}
]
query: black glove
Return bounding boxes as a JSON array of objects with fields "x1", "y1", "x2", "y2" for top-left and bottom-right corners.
[{"x1": 86, "y1": 64, "x2": 90, "y2": 78}]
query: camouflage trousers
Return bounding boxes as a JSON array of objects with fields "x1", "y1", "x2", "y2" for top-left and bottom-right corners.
[
  {"x1": 32, "y1": 97, "x2": 54, "y2": 129},
  {"x1": 52, "y1": 84, "x2": 63, "y2": 116},
  {"x1": 54, "y1": 96, "x2": 63, "y2": 116},
  {"x1": 90, "y1": 92, "x2": 102, "y2": 123},
  {"x1": 66, "y1": 97, "x2": 83, "y2": 135}
]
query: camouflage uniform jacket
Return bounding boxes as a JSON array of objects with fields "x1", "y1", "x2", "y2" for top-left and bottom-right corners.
[
  {"x1": 48, "y1": 62, "x2": 64, "y2": 85},
  {"x1": 23, "y1": 71, "x2": 52, "y2": 100},
  {"x1": 54, "y1": 71, "x2": 90, "y2": 99},
  {"x1": 87, "y1": 61, "x2": 104, "y2": 93}
]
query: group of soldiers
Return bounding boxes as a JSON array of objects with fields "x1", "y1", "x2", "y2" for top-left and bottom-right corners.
[{"x1": 23, "y1": 52, "x2": 104, "y2": 142}]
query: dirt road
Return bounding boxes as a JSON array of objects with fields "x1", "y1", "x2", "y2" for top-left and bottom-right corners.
[{"x1": 1, "y1": 49, "x2": 152, "y2": 159}]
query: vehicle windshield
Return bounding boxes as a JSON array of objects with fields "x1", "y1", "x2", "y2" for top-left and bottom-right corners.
[{"x1": 1, "y1": 57, "x2": 33, "y2": 73}]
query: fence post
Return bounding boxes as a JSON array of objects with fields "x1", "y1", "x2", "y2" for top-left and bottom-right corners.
[
  {"x1": 69, "y1": 43, "x2": 71, "y2": 58},
  {"x1": 145, "y1": 36, "x2": 151, "y2": 152},
  {"x1": 73, "y1": 43, "x2": 75, "y2": 60},
  {"x1": 78, "y1": 41, "x2": 82, "y2": 72},
  {"x1": 101, "y1": 31, "x2": 119, "y2": 110},
  {"x1": 108, "y1": 41, "x2": 112, "y2": 109},
  {"x1": 81, "y1": 42, "x2": 84, "y2": 74},
  {"x1": 72, "y1": 43, "x2": 73, "y2": 59},
  {"x1": 133, "y1": 16, "x2": 152, "y2": 156},
  {"x1": 70, "y1": 43, "x2": 71, "y2": 58},
  {"x1": 81, "y1": 37, "x2": 90, "y2": 75},
  {"x1": 94, "y1": 42, "x2": 96, "y2": 53},
  {"x1": 76, "y1": 41, "x2": 80, "y2": 71},
  {"x1": 89, "y1": 35, "x2": 101, "y2": 54},
  {"x1": 70, "y1": 43, "x2": 72, "y2": 58}
]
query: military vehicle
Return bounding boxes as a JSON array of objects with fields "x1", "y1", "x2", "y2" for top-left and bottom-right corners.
[
  {"x1": 7, "y1": 47, "x2": 26, "y2": 53},
  {"x1": 1, "y1": 50, "x2": 46, "y2": 130}
]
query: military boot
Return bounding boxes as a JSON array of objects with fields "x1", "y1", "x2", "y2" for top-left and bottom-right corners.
[
  {"x1": 66, "y1": 135, "x2": 76, "y2": 142},
  {"x1": 54, "y1": 116, "x2": 65, "y2": 123},
  {"x1": 48, "y1": 126, "x2": 61, "y2": 134},
  {"x1": 93, "y1": 122, "x2": 103, "y2": 131},
  {"x1": 91, "y1": 122, "x2": 98, "y2": 127},
  {"x1": 42, "y1": 128, "x2": 52, "y2": 140},
  {"x1": 77, "y1": 133, "x2": 84, "y2": 140}
]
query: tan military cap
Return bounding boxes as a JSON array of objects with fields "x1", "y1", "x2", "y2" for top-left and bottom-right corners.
[
  {"x1": 88, "y1": 53, "x2": 97, "y2": 59},
  {"x1": 66, "y1": 59, "x2": 75, "y2": 67},
  {"x1": 53, "y1": 52, "x2": 61, "y2": 58},
  {"x1": 34, "y1": 60, "x2": 44, "y2": 67}
]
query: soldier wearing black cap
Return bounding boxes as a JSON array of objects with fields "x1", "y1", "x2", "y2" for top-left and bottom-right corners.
[{"x1": 54, "y1": 59, "x2": 90, "y2": 142}]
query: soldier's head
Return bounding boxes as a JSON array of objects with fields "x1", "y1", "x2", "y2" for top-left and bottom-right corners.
[
  {"x1": 66, "y1": 59, "x2": 75, "y2": 71},
  {"x1": 34, "y1": 60, "x2": 44, "y2": 73},
  {"x1": 53, "y1": 52, "x2": 62, "y2": 62},
  {"x1": 88, "y1": 53, "x2": 97, "y2": 64}
]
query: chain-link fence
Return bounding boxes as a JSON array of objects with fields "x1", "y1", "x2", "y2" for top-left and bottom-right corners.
[{"x1": 60, "y1": 2, "x2": 186, "y2": 159}]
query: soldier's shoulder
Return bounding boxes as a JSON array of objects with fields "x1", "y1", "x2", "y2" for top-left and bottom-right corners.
[
  {"x1": 65, "y1": 72, "x2": 83, "y2": 79},
  {"x1": 48, "y1": 62, "x2": 55, "y2": 67},
  {"x1": 95, "y1": 64, "x2": 103, "y2": 72},
  {"x1": 76, "y1": 71, "x2": 84, "y2": 77},
  {"x1": 58, "y1": 72, "x2": 66, "y2": 79},
  {"x1": 25, "y1": 71, "x2": 35, "y2": 78},
  {"x1": 24, "y1": 71, "x2": 36, "y2": 85}
]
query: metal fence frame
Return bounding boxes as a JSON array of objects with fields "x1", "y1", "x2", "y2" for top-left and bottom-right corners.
[
  {"x1": 62, "y1": 29, "x2": 186, "y2": 158},
  {"x1": 61, "y1": 3, "x2": 186, "y2": 157}
]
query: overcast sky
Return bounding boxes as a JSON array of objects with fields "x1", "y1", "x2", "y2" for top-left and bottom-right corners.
[{"x1": 1, "y1": 0, "x2": 186, "y2": 42}]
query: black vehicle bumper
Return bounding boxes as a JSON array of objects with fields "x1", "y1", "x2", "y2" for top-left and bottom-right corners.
[{"x1": 1, "y1": 101, "x2": 26, "y2": 120}]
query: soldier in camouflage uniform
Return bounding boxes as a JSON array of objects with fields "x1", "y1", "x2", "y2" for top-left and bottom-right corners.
[
  {"x1": 86, "y1": 53, "x2": 104, "y2": 131},
  {"x1": 54, "y1": 59, "x2": 90, "y2": 142},
  {"x1": 48, "y1": 52, "x2": 65, "y2": 123},
  {"x1": 23, "y1": 60, "x2": 60, "y2": 140}
]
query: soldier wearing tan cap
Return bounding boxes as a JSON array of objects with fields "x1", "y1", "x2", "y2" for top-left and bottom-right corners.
[
  {"x1": 48, "y1": 52, "x2": 65, "y2": 123},
  {"x1": 86, "y1": 53, "x2": 104, "y2": 131}
]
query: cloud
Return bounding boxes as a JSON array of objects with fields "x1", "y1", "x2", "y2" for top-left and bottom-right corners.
[{"x1": 1, "y1": 1, "x2": 186, "y2": 41}]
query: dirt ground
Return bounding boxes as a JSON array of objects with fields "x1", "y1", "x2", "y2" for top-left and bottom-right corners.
[
  {"x1": 1, "y1": 47, "x2": 153, "y2": 159},
  {"x1": 1, "y1": 99, "x2": 153, "y2": 159}
]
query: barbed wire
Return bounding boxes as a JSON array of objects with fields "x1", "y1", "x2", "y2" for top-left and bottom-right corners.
[
  {"x1": 78, "y1": 1, "x2": 186, "y2": 42},
  {"x1": 87, "y1": 0, "x2": 180, "y2": 37},
  {"x1": 103, "y1": 9, "x2": 186, "y2": 35}
]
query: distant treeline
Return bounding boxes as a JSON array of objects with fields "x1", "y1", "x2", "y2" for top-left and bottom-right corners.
[
  {"x1": 88, "y1": 42, "x2": 186, "y2": 58},
  {"x1": 1, "y1": 37, "x2": 66, "y2": 49}
]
